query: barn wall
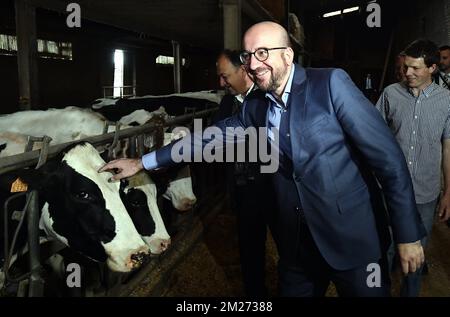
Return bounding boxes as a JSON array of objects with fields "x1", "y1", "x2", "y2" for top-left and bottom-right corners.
[
  {"x1": 0, "y1": 3, "x2": 216, "y2": 114},
  {"x1": 0, "y1": 0, "x2": 19, "y2": 114},
  {"x1": 394, "y1": 0, "x2": 450, "y2": 55},
  {"x1": 298, "y1": 0, "x2": 449, "y2": 92}
]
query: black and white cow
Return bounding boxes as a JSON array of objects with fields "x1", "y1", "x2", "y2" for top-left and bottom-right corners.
[
  {"x1": 120, "y1": 171, "x2": 171, "y2": 254},
  {"x1": 1, "y1": 142, "x2": 150, "y2": 273},
  {"x1": 91, "y1": 90, "x2": 223, "y2": 119},
  {"x1": 0, "y1": 131, "x2": 172, "y2": 255}
]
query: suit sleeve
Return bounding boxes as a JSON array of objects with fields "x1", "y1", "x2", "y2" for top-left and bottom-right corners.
[
  {"x1": 211, "y1": 95, "x2": 233, "y2": 124},
  {"x1": 150, "y1": 105, "x2": 248, "y2": 169},
  {"x1": 329, "y1": 69, "x2": 426, "y2": 244}
]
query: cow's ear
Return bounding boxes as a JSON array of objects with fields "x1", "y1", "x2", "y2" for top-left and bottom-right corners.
[
  {"x1": 119, "y1": 179, "x2": 128, "y2": 192},
  {"x1": 15, "y1": 169, "x2": 46, "y2": 191},
  {"x1": 0, "y1": 172, "x2": 24, "y2": 193},
  {"x1": 16, "y1": 161, "x2": 59, "y2": 191},
  {"x1": 99, "y1": 150, "x2": 109, "y2": 162}
]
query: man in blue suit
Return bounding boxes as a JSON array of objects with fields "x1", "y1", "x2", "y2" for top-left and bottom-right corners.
[{"x1": 100, "y1": 22, "x2": 426, "y2": 296}]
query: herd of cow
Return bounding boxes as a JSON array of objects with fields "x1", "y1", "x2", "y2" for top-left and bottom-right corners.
[{"x1": 0, "y1": 95, "x2": 215, "y2": 296}]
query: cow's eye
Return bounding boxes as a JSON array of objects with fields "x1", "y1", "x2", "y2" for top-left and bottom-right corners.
[
  {"x1": 76, "y1": 191, "x2": 92, "y2": 200},
  {"x1": 131, "y1": 200, "x2": 142, "y2": 207}
]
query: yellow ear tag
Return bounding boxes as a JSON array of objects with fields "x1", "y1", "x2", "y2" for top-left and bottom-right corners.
[{"x1": 11, "y1": 178, "x2": 28, "y2": 193}]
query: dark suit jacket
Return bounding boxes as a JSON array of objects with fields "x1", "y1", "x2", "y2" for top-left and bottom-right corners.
[
  {"x1": 154, "y1": 65, "x2": 426, "y2": 270},
  {"x1": 434, "y1": 72, "x2": 450, "y2": 90},
  {"x1": 212, "y1": 94, "x2": 238, "y2": 123}
]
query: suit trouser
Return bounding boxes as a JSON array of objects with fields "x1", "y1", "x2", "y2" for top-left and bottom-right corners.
[
  {"x1": 277, "y1": 217, "x2": 391, "y2": 297},
  {"x1": 232, "y1": 175, "x2": 275, "y2": 297}
]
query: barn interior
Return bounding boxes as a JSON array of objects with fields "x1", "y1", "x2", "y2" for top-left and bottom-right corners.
[{"x1": 0, "y1": 0, "x2": 449, "y2": 298}]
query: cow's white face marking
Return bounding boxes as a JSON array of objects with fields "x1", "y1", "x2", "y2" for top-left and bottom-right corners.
[
  {"x1": 126, "y1": 171, "x2": 171, "y2": 254},
  {"x1": 161, "y1": 133, "x2": 197, "y2": 211},
  {"x1": 60, "y1": 143, "x2": 149, "y2": 271},
  {"x1": 162, "y1": 166, "x2": 197, "y2": 211},
  {"x1": 40, "y1": 202, "x2": 69, "y2": 246}
]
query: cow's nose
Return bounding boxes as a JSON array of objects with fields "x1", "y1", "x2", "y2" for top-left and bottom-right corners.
[
  {"x1": 180, "y1": 197, "x2": 197, "y2": 211},
  {"x1": 130, "y1": 251, "x2": 151, "y2": 268},
  {"x1": 149, "y1": 238, "x2": 171, "y2": 255},
  {"x1": 160, "y1": 238, "x2": 171, "y2": 252}
]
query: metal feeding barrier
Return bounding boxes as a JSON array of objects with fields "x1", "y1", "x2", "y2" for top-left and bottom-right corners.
[
  {"x1": 0, "y1": 107, "x2": 218, "y2": 297},
  {"x1": 0, "y1": 108, "x2": 217, "y2": 175},
  {"x1": 2, "y1": 135, "x2": 52, "y2": 297}
]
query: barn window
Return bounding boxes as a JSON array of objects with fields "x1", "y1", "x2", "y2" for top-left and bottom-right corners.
[
  {"x1": 0, "y1": 34, "x2": 17, "y2": 55},
  {"x1": 156, "y1": 55, "x2": 186, "y2": 66},
  {"x1": 0, "y1": 34, "x2": 72, "y2": 60},
  {"x1": 37, "y1": 39, "x2": 72, "y2": 60},
  {"x1": 113, "y1": 49, "x2": 124, "y2": 97}
]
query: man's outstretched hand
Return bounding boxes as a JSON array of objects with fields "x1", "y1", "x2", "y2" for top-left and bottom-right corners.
[{"x1": 98, "y1": 158, "x2": 144, "y2": 181}]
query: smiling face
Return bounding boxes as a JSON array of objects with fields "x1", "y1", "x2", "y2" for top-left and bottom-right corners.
[
  {"x1": 216, "y1": 55, "x2": 248, "y2": 95},
  {"x1": 404, "y1": 56, "x2": 436, "y2": 91},
  {"x1": 242, "y1": 22, "x2": 294, "y2": 97}
]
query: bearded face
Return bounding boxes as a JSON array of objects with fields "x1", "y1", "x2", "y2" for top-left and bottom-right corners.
[{"x1": 247, "y1": 52, "x2": 290, "y2": 93}]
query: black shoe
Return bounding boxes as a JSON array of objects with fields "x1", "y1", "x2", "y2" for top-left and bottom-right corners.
[{"x1": 422, "y1": 262, "x2": 429, "y2": 275}]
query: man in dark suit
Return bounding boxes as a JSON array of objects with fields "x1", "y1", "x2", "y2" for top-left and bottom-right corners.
[
  {"x1": 100, "y1": 22, "x2": 426, "y2": 297},
  {"x1": 213, "y1": 49, "x2": 276, "y2": 297},
  {"x1": 435, "y1": 45, "x2": 450, "y2": 90}
]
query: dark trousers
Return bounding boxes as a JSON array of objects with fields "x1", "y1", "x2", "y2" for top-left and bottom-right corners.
[
  {"x1": 277, "y1": 218, "x2": 391, "y2": 297},
  {"x1": 232, "y1": 176, "x2": 275, "y2": 297}
]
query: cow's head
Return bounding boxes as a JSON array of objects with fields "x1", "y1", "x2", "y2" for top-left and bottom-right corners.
[
  {"x1": 159, "y1": 132, "x2": 197, "y2": 211},
  {"x1": 19, "y1": 142, "x2": 150, "y2": 272},
  {"x1": 162, "y1": 165, "x2": 197, "y2": 211},
  {"x1": 120, "y1": 171, "x2": 171, "y2": 255}
]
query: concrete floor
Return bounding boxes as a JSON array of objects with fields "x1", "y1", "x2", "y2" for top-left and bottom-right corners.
[{"x1": 134, "y1": 198, "x2": 450, "y2": 297}]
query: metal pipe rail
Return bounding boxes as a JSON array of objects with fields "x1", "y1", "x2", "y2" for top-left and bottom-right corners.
[
  {"x1": 0, "y1": 108, "x2": 218, "y2": 175},
  {"x1": 26, "y1": 190, "x2": 44, "y2": 297}
]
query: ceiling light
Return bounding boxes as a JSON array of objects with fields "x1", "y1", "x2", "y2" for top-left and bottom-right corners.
[
  {"x1": 323, "y1": 6, "x2": 360, "y2": 18},
  {"x1": 342, "y1": 6, "x2": 360, "y2": 13},
  {"x1": 323, "y1": 10, "x2": 341, "y2": 18}
]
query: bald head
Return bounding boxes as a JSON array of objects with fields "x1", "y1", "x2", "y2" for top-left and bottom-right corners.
[
  {"x1": 243, "y1": 21, "x2": 291, "y2": 49},
  {"x1": 242, "y1": 21, "x2": 294, "y2": 97}
]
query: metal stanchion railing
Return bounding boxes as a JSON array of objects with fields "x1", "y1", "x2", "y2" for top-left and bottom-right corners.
[{"x1": 0, "y1": 108, "x2": 217, "y2": 176}]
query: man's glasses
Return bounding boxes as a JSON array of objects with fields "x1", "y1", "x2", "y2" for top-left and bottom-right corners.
[{"x1": 239, "y1": 47, "x2": 287, "y2": 64}]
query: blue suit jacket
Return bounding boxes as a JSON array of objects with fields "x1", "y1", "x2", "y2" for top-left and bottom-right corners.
[{"x1": 155, "y1": 65, "x2": 426, "y2": 270}]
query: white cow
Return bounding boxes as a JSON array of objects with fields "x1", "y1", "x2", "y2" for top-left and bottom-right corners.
[
  {"x1": 0, "y1": 107, "x2": 110, "y2": 145},
  {"x1": 0, "y1": 131, "x2": 42, "y2": 157},
  {"x1": 91, "y1": 90, "x2": 225, "y2": 110},
  {"x1": 119, "y1": 106, "x2": 172, "y2": 126}
]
